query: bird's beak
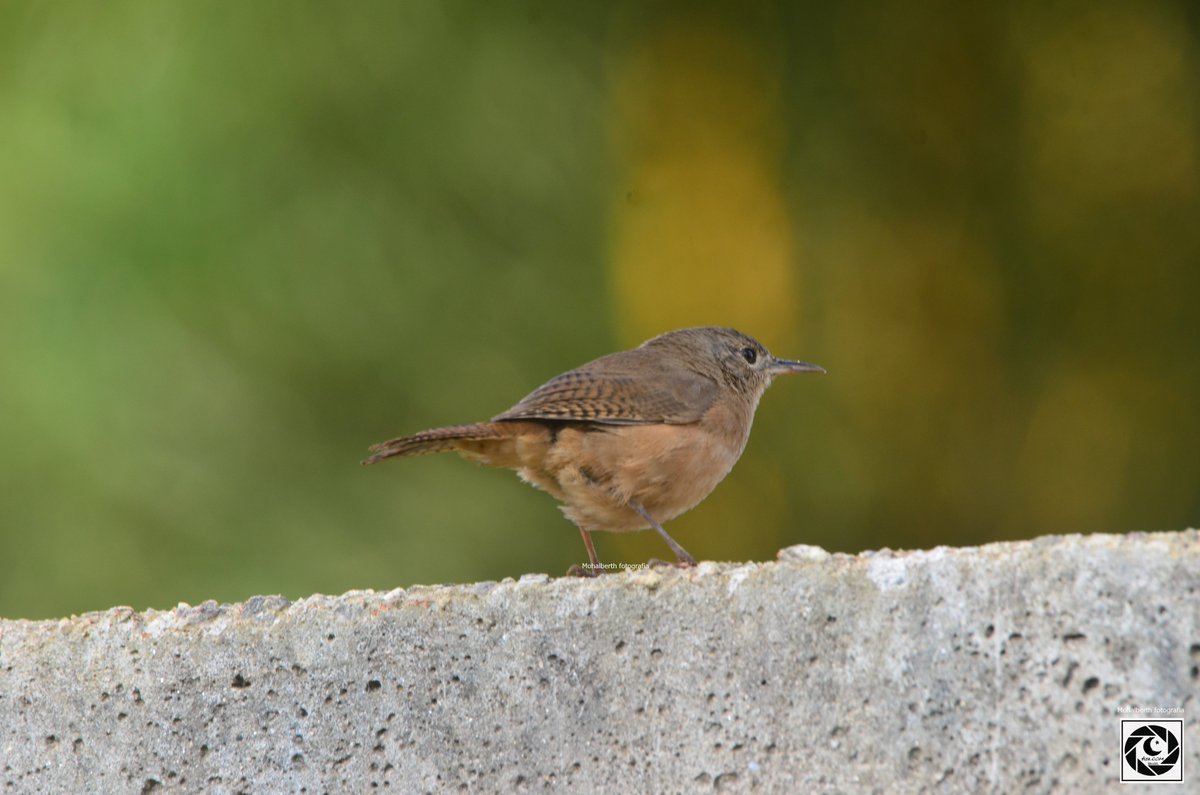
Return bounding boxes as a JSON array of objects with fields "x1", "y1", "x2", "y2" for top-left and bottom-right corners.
[{"x1": 768, "y1": 357, "x2": 825, "y2": 376}]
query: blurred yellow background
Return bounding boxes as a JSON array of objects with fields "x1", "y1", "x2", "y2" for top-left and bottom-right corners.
[{"x1": 1, "y1": 1, "x2": 1197, "y2": 618}]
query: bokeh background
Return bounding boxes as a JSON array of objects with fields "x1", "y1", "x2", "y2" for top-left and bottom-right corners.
[{"x1": 2, "y1": 1, "x2": 1198, "y2": 619}]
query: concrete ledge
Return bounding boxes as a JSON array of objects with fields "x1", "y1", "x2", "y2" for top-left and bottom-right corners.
[{"x1": 2, "y1": 531, "x2": 1197, "y2": 793}]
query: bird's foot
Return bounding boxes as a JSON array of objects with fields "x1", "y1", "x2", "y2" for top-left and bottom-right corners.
[{"x1": 647, "y1": 557, "x2": 696, "y2": 569}]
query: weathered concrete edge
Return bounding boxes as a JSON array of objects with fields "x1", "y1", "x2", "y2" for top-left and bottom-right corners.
[
  {"x1": 2, "y1": 530, "x2": 1197, "y2": 794},
  {"x1": 2, "y1": 529, "x2": 1189, "y2": 630}
]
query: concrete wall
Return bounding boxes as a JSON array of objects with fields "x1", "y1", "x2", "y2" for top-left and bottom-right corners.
[{"x1": 2, "y1": 530, "x2": 1197, "y2": 793}]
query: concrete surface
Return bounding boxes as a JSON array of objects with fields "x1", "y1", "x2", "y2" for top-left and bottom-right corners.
[{"x1": 1, "y1": 530, "x2": 1197, "y2": 794}]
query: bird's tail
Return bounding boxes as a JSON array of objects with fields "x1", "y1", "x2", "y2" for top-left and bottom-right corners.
[{"x1": 362, "y1": 422, "x2": 512, "y2": 465}]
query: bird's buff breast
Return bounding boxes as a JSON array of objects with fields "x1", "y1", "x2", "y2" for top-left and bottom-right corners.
[{"x1": 516, "y1": 401, "x2": 753, "y2": 533}]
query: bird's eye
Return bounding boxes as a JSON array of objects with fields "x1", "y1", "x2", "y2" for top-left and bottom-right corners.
[{"x1": 741, "y1": 347, "x2": 758, "y2": 365}]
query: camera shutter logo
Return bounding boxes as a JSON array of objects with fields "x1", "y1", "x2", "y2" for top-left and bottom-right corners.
[{"x1": 1121, "y1": 720, "x2": 1184, "y2": 783}]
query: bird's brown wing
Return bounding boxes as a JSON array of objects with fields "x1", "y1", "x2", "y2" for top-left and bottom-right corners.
[{"x1": 492, "y1": 348, "x2": 718, "y2": 425}]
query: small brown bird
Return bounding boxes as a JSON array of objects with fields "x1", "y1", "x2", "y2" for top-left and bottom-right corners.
[{"x1": 364, "y1": 327, "x2": 823, "y2": 572}]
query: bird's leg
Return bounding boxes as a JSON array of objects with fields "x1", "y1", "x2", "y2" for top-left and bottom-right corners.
[
  {"x1": 628, "y1": 500, "x2": 696, "y2": 567},
  {"x1": 579, "y1": 525, "x2": 600, "y2": 571},
  {"x1": 566, "y1": 524, "x2": 602, "y2": 577}
]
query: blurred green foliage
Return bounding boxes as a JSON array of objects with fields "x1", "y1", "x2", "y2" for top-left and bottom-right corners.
[{"x1": 1, "y1": 1, "x2": 1197, "y2": 618}]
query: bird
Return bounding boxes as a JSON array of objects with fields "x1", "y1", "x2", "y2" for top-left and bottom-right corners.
[{"x1": 364, "y1": 326, "x2": 824, "y2": 573}]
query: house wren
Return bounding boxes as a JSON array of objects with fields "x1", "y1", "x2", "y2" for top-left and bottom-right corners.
[{"x1": 364, "y1": 326, "x2": 823, "y2": 571}]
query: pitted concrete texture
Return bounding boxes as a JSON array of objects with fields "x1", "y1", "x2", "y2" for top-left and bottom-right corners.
[{"x1": 1, "y1": 531, "x2": 1198, "y2": 793}]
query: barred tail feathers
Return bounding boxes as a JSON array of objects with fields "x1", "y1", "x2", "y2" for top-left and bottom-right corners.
[{"x1": 362, "y1": 423, "x2": 510, "y2": 465}]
